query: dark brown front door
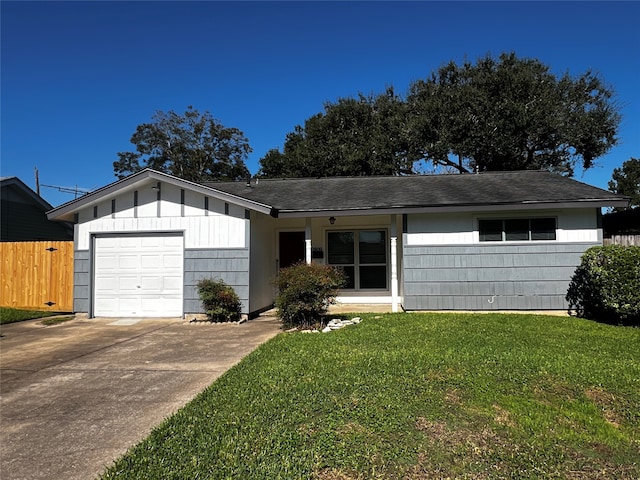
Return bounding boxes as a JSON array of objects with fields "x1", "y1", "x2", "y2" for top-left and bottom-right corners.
[{"x1": 279, "y1": 231, "x2": 306, "y2": 269}]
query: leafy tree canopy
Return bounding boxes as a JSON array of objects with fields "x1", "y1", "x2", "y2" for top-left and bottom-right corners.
[
  {"x1": 259, "y1": 52, "x2": 621, "y2": 178},
  {"x1": 259, "y1": 89, "x2": 418, "y2": 178},
  {"x1": 608, "y1": 157, "x2": 640, "y2": 209},
  {"x1": 114, "y1": 106, "x2": 251, "y2": 182},
  {"x1": 408, "y1": 52, "x2": 621, "y2": 175}
]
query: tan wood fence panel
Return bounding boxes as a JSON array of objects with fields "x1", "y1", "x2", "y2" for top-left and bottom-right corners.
[
  {"x1": 604, "y1": 235, "x2": 640, "y2": 246},
  {"x1": 0, "y1": 241, "x2": 74, "y2": 311}
]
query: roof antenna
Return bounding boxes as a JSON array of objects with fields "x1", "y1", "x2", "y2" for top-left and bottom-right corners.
[{"x1": 34, "y1": 166, "x2": 40, "y2": 195}]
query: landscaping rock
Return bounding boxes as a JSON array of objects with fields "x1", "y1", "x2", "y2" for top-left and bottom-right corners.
[{"x1": 318, "y1": 317, "x2": 363, "y2": 333}]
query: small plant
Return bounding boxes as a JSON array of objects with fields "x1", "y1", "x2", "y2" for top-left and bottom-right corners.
[
  {"x1": 566, "y1": 245, "x2": 640, "y2": 325},
  {"x1": 274, "y1": 262, "x2": 345, "y2": 328},
  {"x1": 197, "y1": 279, "x2": 242, "y2": 322}
]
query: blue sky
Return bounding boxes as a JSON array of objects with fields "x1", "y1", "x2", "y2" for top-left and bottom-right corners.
[{"x1": 2, "y1": 1, "x2": 639, "y2": 207}]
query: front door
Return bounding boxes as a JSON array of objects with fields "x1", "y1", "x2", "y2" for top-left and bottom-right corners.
[{"x1": 279, "y1": 231, "x2": 306, "y2": 269}]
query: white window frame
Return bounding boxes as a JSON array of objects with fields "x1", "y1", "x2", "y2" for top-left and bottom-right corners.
[
  {"x1": 476, "y1": 216, "x2": 558, "y2": 243},
  {"x1": 326, "y1": 229, "x2": 389, "y2": 291}
]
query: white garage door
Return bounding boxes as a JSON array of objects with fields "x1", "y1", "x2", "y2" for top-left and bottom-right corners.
[{"x1": 94, "y1": 235, "x2": 183, "y2": 317}]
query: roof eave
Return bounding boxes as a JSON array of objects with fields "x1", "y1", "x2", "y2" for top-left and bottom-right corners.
[
  {"x1": 47, "y1": 169, "x2": 274, "y2": 221},
  {"x1": 1, "y1": 177, "x2": 53, "y2": 211},
  {"x1": 275, "y1": 199, "x2": 629, "y2": 218}
]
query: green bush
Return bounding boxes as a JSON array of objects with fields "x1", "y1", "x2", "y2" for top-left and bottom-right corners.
[
  {"x1": 566, "y1": 245, "x2": 640, "y2": 325},
  {"x1": 274, "y1": 262, "x2": 346, "y2": 328},
  {"x1": 197, "y1": 278, "x2": 242, "y2": 322}
]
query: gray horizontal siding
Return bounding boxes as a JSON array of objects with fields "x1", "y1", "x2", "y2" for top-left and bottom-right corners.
[
  {"x1": 184, "y1": 248, "x2": 250, "y2": 314},
  {"x1": 74, "y1": 250, "x2": 90, "y2": 313},
  {"x1": 402, "y1": 242, "x2": 597, "y2": 311}
]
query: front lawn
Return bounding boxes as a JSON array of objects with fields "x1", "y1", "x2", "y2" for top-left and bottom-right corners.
[
  {"x1": 102, "y1": 313, "x2": 640, "y2": 479},
  {"x1": 0, "y1": 306, "x2": 63, "y2": 325}
]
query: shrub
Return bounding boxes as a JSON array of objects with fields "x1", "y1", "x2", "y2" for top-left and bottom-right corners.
[
  {"x1": 566, "y1": 245, "x2": 640, "y2": 325},
  {"x1": 197, "y1": 279, "x2": 242, "y2": 322},
  {"x1": 274, "y1": 262, "x2": 346, "y2": 328}
]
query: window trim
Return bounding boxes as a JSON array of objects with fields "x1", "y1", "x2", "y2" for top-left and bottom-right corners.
[{"x1": 477, "y1": 217, "x2": 557, "y2": 243}]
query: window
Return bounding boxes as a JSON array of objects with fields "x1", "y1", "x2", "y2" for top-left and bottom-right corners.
[
  {"x1": 327, "y1": 230, "x2": 387, "y2": 290},
  {"x1": 479, "y1": 218, "x2": 556, "y2": 242}
]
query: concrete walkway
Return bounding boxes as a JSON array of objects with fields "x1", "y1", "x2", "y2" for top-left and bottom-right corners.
[{"x1": 0, "y1": 315, "x2": 281, "y2": 480}]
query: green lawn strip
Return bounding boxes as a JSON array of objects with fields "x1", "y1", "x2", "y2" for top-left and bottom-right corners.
[
  {"x1": 101, "y1": 313, "x2": 640, "y2": 479},
  {"x1": 40, "y1": 316, "x2": 75, "y2": 326},
  {"x1": 0, "y1": 306, "x2": 64, "y2": 325}
]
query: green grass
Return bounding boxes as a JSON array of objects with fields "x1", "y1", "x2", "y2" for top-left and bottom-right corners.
[
  {"x1": 0, "y1": 306, "x2": 64, "y2": 325},
  {"x1": 40, "y1": 315, "x2": 75, "y2": 326},
  {"x1": 101, "y1": 313, "x2": 640, "y2": 479}
]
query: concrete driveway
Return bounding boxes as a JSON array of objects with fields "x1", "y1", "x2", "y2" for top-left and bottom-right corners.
[{"x1": 0, "y1": 315, "x2": 281, "y2": 480}]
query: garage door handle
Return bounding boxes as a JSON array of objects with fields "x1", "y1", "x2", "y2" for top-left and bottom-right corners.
[{"x1": 137, "y1": 285, "x2": 141, "y2": 288}]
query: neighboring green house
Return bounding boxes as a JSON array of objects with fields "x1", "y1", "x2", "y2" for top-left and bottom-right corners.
[
  {"x1": 1, "y1": 177, "x2": 73, "y2": 242},
  {"x1": 47, "y1": 169, "x2": 628, "y2": 318}
]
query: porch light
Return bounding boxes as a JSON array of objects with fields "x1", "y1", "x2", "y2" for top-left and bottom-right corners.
[{"x1": 329, "y1": 216, "x2": 336, "y2": 225}]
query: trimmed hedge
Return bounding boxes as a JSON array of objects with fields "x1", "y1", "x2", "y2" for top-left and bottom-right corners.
[
  {"x1": 566, "y1": 245, "x2": 640, "y2": 325},
  {"x1": 197, "y1": 278, "x2": 242, "y2": 322},
  {"x1": 274, "y1": 262, "x2": 346, "y2": 328}
]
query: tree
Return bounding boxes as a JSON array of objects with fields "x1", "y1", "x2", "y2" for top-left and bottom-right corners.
[
  {"x1": 608, "y1": 157, "x2": 640, "y2": 209},
  {"x1": 407, "y1": 52, "x2": 621, "y2": 175},
  {"x1": 258, "y1": 89, "x2": 420, "y2": 178},
  {"x1": 261, "y1": 53, "x2": 621, "y2": 179},
  {"x1": 114, "y1": 106, "x2": 251, "y2": 182}
]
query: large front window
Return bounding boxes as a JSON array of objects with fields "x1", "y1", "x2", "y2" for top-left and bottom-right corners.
[{"x1": 327, "y1": 230, "x2": 387, "y2": 290}]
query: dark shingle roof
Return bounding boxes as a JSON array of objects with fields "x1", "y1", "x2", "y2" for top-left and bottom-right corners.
[{"x1": 204, "y1": 171, "x2": 625, "y2": 215}]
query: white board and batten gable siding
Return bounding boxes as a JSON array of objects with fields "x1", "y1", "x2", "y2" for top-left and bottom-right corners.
[{"x1": 75, "y1": 182, "x2": 247, "y2": 250}]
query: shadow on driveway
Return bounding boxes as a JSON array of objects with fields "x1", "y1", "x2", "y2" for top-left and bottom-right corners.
[{"x1": 0, "y1": 315, "x2": 281, "y2": 480}]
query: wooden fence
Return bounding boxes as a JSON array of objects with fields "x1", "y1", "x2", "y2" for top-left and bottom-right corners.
[
  {"x1": 0, "y1": 241, "x2": 74, "y2": 311},
  {"x1": 604, "y1": 235, "x2": 640, "y2": 246}
]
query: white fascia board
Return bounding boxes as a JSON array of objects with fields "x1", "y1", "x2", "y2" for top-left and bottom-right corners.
[
  {"x1": 47, "y1": 169, "x2": 273, "y2": 221},
  {"x1": 275, "y1": 199, "x2": 629, "y2": 218}
]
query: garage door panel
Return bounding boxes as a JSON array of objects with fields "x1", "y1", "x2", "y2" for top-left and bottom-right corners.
[
  {"x1": 141, "y1": 296, "x2": 182, "y2": 316},
  {"x1": 163, "y1": 254, "x2": 182, "y2": 269},
  {"x1": 139, "y1": 275, "x2": 181, "y2": 292},
  {"x1": 118, "y1": 276, "x2": 139, "y2": 291},
  {"x1": 140, "y1": 254, "x2": 162, "y2": 269},
  {"x1": 94, "y1": 298, "x2": 114, "y2": 314},
  {"x1": 139, "y1": 276, "x2": 162, "y2": 291},
  {"x1": 96, "y1": 237, "x2": 119, "y2": 249},
  {"x1": 162, "y1": 276, "x2": 183, "y2": 291},
  {"x1": 94, "y1": 275, "x2": 118, "y2": 291},
  {"x1": 117, "y1": 298, "x2": 141, "y2": 316},
  {"x1": 119, "y1": 237, "x2": 141, "y2": 248},
  {"x1": 96, "y1": 255, "x2": 118, "y2": 270},
  {"x1": 163, "y1": 236, "x2": 184, "y2": 248},
  {"x1": 140, "y1": 236, "x2": 161, "y2": 247},
  {"x1": 94, "y1": 235, "x2": 183, "y2": 317},
  {"x1": 118, "y1": 254, "x2": 141, "y2": 270}
]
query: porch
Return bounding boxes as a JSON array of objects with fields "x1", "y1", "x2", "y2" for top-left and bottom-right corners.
[{"x1": 249, "y1": 212, "x2": 403, "y2": 314}]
